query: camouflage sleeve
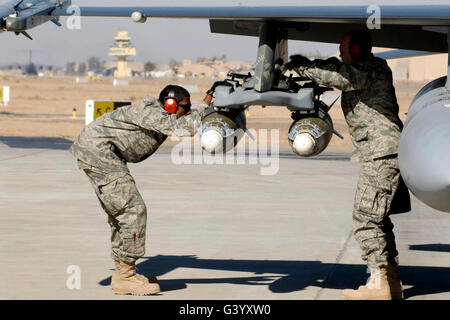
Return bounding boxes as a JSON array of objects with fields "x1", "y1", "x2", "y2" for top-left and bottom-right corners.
[
  {"x1": 295, "y1": 57, "x2": 369, "y2": 91},
  {"x1": 142, "y1": 102, "x2": 207, "y2": 136}
]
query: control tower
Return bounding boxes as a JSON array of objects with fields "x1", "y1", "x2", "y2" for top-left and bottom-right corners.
[{"x1": 109, "y1": 31, "x2": 136, "y2": 78}]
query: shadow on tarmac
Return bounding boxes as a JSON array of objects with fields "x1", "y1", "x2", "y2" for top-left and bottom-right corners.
[
  {"x1": 0, "y1": 136, "x2": 72, "y2": 150},
  {"x1": 0, "y1": 111, "x2": 26, "y2": 116},
  {"x1": 0, "y1": 136, "x2": 351, "y2": 161},
  {"x1": 98, "y1": 255, "x2": 450, "y2": 299},
  {"x1": 409, "y1": 243, "x2": 450, "y2": 253},
  {"x1": 154, "y1": 151, "x2": 351, "y2": 162},
  {"x1": 277, "y1": 153, "x2": 350, "y2": 161}
]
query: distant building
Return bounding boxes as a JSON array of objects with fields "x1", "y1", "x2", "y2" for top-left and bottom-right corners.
[
  {"x1": 176, "y1": 59, "x2": 252, "y2": 78},
  {"x1": 386, "y1": 53, "x2": 447, "y2": 82},
  {"x1": 109, "y1": 31, "x2": 136, "y2": 78},
  {"x1": 104, "y1": 61, "x2": 144, "y2": 76},
  {"x1": 334, "y1": 48, "x2": 448, "y2": 83}
]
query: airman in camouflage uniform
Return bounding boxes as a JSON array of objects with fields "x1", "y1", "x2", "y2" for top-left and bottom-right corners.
[
  {"x1": 70, "y1": 85, "x2": 212, "y2": 295},
  {"x1": 287, "y1": 31, "x2": 411, "y2": 300}
]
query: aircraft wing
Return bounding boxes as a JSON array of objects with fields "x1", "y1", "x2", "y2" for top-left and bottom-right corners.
[
  {"x1": 51, "y1": 5, "x2": 450, "y2": 52},
  {"x1": 52, "y1": 5, "x2": 450, "y2": 23}
]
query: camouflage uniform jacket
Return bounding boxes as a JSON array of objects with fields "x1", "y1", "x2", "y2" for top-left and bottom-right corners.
[
  {"x1": 70, "y1": 96, "x2": 207, "y2": 168},
  {"x1": 295, "y1": 54, "x2": 404, "y2": 162}
]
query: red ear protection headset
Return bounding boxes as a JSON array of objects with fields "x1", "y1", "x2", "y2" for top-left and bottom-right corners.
[
  {"x1": 164, "y1": 88, "x2": 178, "y2": 114},
  {"x1": 349, "y1": 43, "x2": 361, "y2": 57}
]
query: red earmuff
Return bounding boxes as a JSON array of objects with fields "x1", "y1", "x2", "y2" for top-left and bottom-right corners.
[
  {"x1": 350, "y1": 44, "x2": 361, "y2": 57},
  {"x1": 164, "y1": 97, "x2": 178, "y2": 114}
]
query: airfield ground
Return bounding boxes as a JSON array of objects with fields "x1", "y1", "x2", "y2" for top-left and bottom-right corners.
[{"x1": 0, "y1": 77, "x2": 449, "y2": 300}]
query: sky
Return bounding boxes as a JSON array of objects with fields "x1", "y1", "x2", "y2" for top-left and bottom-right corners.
[{"x1": 0, "y1": 0, "x2": 448, "y2": 67}]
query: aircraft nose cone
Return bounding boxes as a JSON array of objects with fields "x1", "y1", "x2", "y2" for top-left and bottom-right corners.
[
  {"x1": 293, "y1": 133, "x2": 316, "y2": 156},
  {"x1": 201, "y1": 129, "x2": 223, "y2": 153}
]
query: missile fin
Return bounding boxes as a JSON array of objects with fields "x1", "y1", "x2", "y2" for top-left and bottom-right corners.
[
  {"x1": 245, "y1": 129, "x2": 256, "y2": 141},
  {"x1": 51, "y1": 18, "x2": 62, "y2": 27},
  {"x1": 333, "y1": 129, "x2": 344, "y2": 140},
  {"x1": 16, "y1": 31, "x2": 32, "y2": 40},
  {"x1": 326, "y1": 94, "x2": 341, "y2": 112}
]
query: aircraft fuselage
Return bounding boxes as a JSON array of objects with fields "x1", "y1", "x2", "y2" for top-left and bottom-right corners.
[{"x1": 1, "y1": 0, "x2": 70, "y2": 32}]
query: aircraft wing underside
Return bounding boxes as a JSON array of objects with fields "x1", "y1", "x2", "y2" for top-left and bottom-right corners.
[
  {"x1": 2, "y1": 2, "x2": 449, "y2": 212},
  {"x1": 50, "y1": 5, "x2": 450, "y2": 52}
]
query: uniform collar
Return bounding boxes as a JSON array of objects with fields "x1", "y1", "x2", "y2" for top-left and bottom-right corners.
[
  {"x1": 360, "y1": 53, "x2": 375, "y2": 64},
  {"x1": 143, "y1": 95, "x2": 158, "y2": 105}
]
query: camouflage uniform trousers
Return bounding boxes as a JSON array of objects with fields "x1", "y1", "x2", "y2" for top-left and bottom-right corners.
[
  {"x1": 352, "y1": 155, "x2": 402, "y2": 269},
  {"x1": 79, "y1": 161, "x2": 147, "y2": 263}
]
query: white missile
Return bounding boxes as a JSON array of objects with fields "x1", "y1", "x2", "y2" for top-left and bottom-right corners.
[
  {"x1": 288, "y1": 114, "x2": 333, "y2": 157},
  {"x1": 292, "y1": 133, "x2": 316, "y2": 156},
  {"x1": 201, "y1": 129, "x2": 223, "y2": 153},
  {"x1": 200, "y1": 110, "x2": 246, "y2": 154}
]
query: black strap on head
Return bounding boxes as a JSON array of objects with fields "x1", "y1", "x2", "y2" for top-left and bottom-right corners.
[{"x1": 165, "y1": 87, "x2": 177, "y2": 102}]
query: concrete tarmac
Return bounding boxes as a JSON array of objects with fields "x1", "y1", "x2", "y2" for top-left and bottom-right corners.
[{"x1": 0, "y1": 136, "x2": 449, "y2": 300}]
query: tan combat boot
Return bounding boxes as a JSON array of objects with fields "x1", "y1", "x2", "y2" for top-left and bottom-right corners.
[
  {"x1": 113, "y1": 260, "x2": 149, "y2": 283},
  {"x1": 342, "y1": 267, "x2": 392, "y2": 300},
  {"x1": 111, "y1": 261, "x2": 160, "y2": 295}
]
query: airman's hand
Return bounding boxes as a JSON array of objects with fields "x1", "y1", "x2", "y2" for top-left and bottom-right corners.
[
  {"x1": 203, "y1": 94, "x2": 213, "y2": 106},
  {"x1": 206, "y1": 80, "x2": 233, "y2": 96},
  {"x1": 285, "y1": 55, "x2": 312, "y2": 70}
]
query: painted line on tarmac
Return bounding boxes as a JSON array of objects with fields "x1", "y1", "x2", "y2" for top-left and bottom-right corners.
[{"x1": 314, "y1": 230, "x2": 353, "y2": 300}]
